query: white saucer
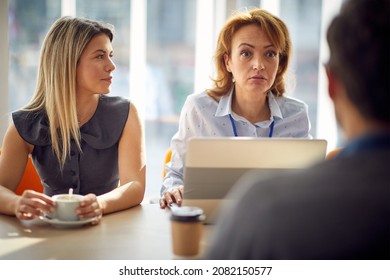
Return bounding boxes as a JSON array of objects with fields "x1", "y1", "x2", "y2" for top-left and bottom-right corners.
[{"x1": 39, "y1": 216, "x2": 97, "y2": 229}]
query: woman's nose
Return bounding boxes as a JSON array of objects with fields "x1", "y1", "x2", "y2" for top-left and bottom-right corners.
[
  {"x1": 106, "y1": 58, "x2": 116, "y2": 72},
  {"x1": 253, "y1": 60, "x2": 265, "y2": 70},
  {"x1": 252, "y1": 53, "x2": 266, "y2": 70}
]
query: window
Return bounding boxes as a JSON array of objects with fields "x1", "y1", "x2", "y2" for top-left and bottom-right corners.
[
  {"x1": 8, "y1": 0, "x2": 61, "y2": 111},
  {"x1": 6, "y1": 0, "x2": 340, "y2": 200}
]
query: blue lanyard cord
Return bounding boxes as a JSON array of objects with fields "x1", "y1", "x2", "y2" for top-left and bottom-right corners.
[
  {"x1": 268, "y1": 119, "x2": 275, "y2": 137},
  {"x1": 229, "y1": 114, "x2": 238, "y2": 137},
  {"x1": 229, "y1": 114, "x2": 274, "y2": 138}
]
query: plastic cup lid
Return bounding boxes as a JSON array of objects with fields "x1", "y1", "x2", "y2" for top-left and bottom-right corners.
[{"x1": 171, "y1": 206, "x2": 203, "y2": 217}]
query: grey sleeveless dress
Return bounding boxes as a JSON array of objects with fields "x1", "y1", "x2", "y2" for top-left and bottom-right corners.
[{"x1": 12, "y1": 95, "x2": 130, "y2": 196}]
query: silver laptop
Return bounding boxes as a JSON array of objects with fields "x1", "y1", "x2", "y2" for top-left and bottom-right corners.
[{"x1": 182, "y1": 137, "x2": 327, "y2": 224}]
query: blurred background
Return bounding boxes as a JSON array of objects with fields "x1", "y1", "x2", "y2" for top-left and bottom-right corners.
[{"x1": 1, "y1": 0, "x2": 344, "y2": 201}]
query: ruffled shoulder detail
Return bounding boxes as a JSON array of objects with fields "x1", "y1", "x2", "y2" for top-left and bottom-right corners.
[
  {"x1": 12, "y1": 95, "x2": 130, "y2": 149},
  {"x1": 80, "y1": 95, "x2": 130, "y2": 149},
  {"x1": 12, "y1": 110, "x2": 51, "y2": 146}
]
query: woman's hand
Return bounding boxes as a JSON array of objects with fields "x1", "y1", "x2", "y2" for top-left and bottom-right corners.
[
  {"x1": 14, "y1": 190, "x2": 55, "y2": 220},
  {"x1": 77, "y1": 193, "x2": 103, "y2": 225},
  {"x1": 159, "y1": 185, "x2": 184, "y2": 209}
]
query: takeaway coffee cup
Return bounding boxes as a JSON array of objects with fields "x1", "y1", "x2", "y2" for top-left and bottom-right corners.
[
  {"x1": 51, "y1": 194, "x2": 83, "y2": 221},
  {"x1": 170, "y1": 206, "x2": 205, "y2": 257}
]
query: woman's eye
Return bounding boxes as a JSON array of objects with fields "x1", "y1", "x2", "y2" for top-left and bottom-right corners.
[
  {"x1": 265, "y1": 51, "x2": 277, "y2": 58},
  {"x1": 97, "y1": 55, "x2": 104, "y2": 59},
  {"x1": 240, "y1": 50, "x2": 252, "y2": 58}
]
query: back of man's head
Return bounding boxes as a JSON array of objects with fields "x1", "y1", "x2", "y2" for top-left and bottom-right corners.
[{"x1": 327, "y1": 0, "x2": 390, "y2": 124}]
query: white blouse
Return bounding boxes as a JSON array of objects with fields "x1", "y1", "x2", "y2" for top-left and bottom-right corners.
[{"x1": 161, "y1": 88, "x2": 311, "y2": 195}]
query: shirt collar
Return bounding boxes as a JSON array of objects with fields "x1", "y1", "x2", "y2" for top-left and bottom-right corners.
[
  {"x1": 214, "y1": 88, "x2": 284, "y2": 121},
  {"x1": 268, "y1": 93, "x2": 283, "y2": 120},
  {"x1": 215, "y1": 87, "x2": 234, "y2": 117}
]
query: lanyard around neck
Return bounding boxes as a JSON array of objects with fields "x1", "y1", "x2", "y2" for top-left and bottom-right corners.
[{"x1": 229, "y1": 114, "x2": 274, "y2": 138}]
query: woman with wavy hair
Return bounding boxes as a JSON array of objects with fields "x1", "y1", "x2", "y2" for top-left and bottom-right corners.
[{"x1": 160, "y1": 9, "x2": 311, "y2": 208}]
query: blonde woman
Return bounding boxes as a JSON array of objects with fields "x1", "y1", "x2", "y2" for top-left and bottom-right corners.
[
  {"x1": 160, "y1": 9, "x2": 311, "y2": 208},
  {"x1": 0, "y1": 16, "x2": 146, "y2": 224}
]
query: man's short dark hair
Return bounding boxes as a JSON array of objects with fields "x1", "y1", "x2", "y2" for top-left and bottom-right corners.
[{"x1": 327, "y1": 0, "x2": 390, "y2": 123}]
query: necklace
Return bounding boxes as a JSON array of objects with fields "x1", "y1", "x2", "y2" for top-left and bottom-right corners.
[
  {"x1": 77, "y1": 106, "x2": 95, "y2": 126},
  {"x1": 77, "y1": 96, "x2": 100, "y2": 126},
  {"x1": 77, "y1": 113, "x2": 89, "y2": 126}
]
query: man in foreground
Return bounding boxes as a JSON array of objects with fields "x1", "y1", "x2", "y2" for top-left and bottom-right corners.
[{"x1": 206, "y1": 0, "x2": 389, "y2": 259}]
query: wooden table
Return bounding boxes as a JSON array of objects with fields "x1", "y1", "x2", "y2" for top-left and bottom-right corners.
[{"x1": 0, "y1": 204, "x2": 211, "y2": 260}]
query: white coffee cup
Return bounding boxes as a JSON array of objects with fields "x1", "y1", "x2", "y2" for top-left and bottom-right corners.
[{"x1": 51, "y1": 194, "x2": 83, "y2": 221}]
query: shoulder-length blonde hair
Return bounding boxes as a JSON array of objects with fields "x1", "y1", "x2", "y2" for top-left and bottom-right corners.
[
  {"x1": 208, "y1": 8, "x2": 292, "y2": 97},
  {"x1": 23, "y1": 16, "x2": 114, "y2": 168}
]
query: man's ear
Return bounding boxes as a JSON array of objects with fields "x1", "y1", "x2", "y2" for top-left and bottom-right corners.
[{"x1": 325, "y1": 65, "x2": 338, "y2": 101}]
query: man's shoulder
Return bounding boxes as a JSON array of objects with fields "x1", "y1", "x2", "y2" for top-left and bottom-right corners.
[{"x1": 238, "y1": 150, "x2": 389, "y2": 205}]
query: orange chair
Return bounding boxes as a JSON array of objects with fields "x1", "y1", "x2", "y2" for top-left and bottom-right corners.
[
  {"x1": 147, "y1": 148, "x2": 172, "y2": 204},
  {"x1": 162, "y1": 148, "x2": 172, "y2": 178},
  {"x1": 0, "y1": 149, "x2": 43, "y2": 194}
]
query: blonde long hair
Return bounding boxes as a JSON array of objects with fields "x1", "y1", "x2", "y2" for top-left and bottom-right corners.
[
  {"x1": 22, "y1": 16, "x2": 114, "y2": 168},
  {"x1": 208, "y1": 8, "x2": 292, "y2": 97}
]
